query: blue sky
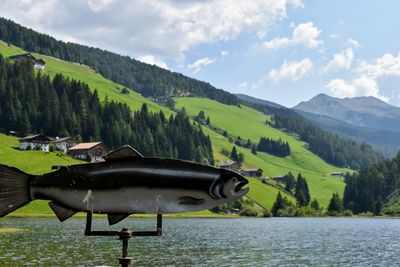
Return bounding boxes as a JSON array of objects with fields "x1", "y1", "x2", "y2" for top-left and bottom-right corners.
[{"x1": 2, "y1": 0, "x2": 400, "y2": 107}]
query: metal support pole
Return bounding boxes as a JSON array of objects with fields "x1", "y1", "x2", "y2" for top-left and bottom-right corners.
[
  {"x1": 119, "y1": 227, "x2": 132, "y2": 267},
  {"x1": 84, "y1": 212, "x2": 163, "y2": 266}
]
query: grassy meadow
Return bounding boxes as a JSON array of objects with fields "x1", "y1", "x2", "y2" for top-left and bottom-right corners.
[
  {"x1": 0, "y1": 41, "x2": 349, "y2": 216},
  {"x1": 175, "y1": 97, "x2": 349, "y2": 207}
]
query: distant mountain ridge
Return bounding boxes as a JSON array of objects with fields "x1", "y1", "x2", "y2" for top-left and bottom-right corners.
[
  {"x1": 293, "y1": 94, "x2": 400, "y2": 156},
  {"x1": 294, "y1": 94, "x2": 400, "y2": 133}
]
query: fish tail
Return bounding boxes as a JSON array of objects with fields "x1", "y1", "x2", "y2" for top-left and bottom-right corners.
[{"x1": 0, "y1": 164, "x2": 31, "y2": 218}]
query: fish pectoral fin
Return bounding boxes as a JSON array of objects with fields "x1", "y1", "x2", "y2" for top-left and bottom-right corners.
[
  {"x1": 107, "y1": 213, "x2": 131, "y2": 225},
  {"x1": 48, "y1": 202, "x2": 77, "y2": 222},
  {"x1": 103, "y1": 145, "x2": 143, "y2": 161},
  {"x1": 178, "y1": 196, "x2": 205, "y2": 205}
]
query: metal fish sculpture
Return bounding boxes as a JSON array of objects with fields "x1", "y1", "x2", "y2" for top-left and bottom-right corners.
[{"x1": 0, "y1": 145, "x2": 249, "y2": 225}]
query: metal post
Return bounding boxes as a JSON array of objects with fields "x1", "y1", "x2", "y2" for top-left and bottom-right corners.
[
  {"x1": 84, "y1": 212, "x2": 163, "y2": 266},
  {"x1": 118, "y1": 227, "x2": 132, "y2": 267}
]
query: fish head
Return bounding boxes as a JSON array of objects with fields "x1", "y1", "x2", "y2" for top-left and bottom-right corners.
[{"x1": 211, "y1": 170, "x2": 249, "y2": 202}]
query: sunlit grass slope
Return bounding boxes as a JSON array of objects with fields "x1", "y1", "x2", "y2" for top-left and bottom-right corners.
[
  {"x1": 0, "y1": 41, "x2": 172, "y2": 116},
  {"x1": 0, "y1": 40, "x2": 347, "y2": 212},
  {"x1": 175, "y1": 97, "x2": 348, "y2": 207}
]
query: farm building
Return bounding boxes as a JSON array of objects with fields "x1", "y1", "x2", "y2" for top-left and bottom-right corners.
[
  {"x1": 9, "y1": 53, "x2": 46, "y2": 70},
  {"x1": 330, "y1": 172, "x2": 344, "y2": 178},
  {"x1": 219, "y1": 161, "x2": 240, "y2": 171},
  {"x1": 19, "y1": 134, "x2": 52, "y2": 152},
  {"x1": 241, "y1": 168, "x2": 263, "y2": 178},
  {"x1": 68, "y1": 142, "x2": 109, "y2": 162},
  {"x1": 51, "y1": 137, "x2": 77, "y2": 153}
]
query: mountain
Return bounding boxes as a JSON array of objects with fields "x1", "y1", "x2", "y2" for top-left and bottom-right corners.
[
  {"x1": 294, "y1": 93, "x2": 400, "y2": 132},
  {"x1": 236, "y1": 93, "x2": 286, "y2": 109},
  {"x1": 295, "y1": 110, "x2": 400, "y2": 156},
  {"x1": 294, "y1": 94, "x2": 400, "y2": 155}
]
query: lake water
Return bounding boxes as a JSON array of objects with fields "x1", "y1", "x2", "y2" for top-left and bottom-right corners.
[{"x1": 0, "y1": 217, "x2": 399, "y2": 266}]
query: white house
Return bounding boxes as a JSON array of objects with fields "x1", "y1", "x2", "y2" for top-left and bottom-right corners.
[
  {"x1": 68, "y1": 142, "x2": 109, "y2": 162},
  {"x1": 51, "y1": 137, "x2": 77, "y2": 153},
  {"x1": 9, "y1": 53, "x2": 46, "y2": 70},
  {"x1": 19, "y1": 134, "x2": 51, "y2": 152}
]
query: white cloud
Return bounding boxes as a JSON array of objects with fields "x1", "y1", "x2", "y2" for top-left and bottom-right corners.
[
  {"x1": 187, "y1": 57, "x2": 216, "y2": 73},
  {"x1": 329, "y1": 33, "x2": 340, "y2": 39},
  {"x1": 268, "y1": 58, "x2": 313, "y2": 82},
  {"x1": 357, "y1": 53, "x2": 400, "y2": 78},
  {"x1": 325, "y1": 53, "x2": 400, "y2": 101},
  {"x1": 261, "y1": 21, "x2": 322, "y2": 49},
  {"x1": 0, "y1": 0, "x2": 304, "y2": 62},
  {"x1": 347, "y1": 38, "x2": 361, "y2": 48},
  {"x1": 262, "y1": 37, "x2": 291, "y2": 49},
  {"x1": 137, "y1": 55, "x2": 168, "y2": 69},
  {"x1": 326, "y1": 76, "x2": 388, "y2": 102},
  {"x1": 221, "y1": 50, "x2": 229, "y2": 57},
  {"x1": 324, "y1": 48, "x2": 354, "y2": 73}
]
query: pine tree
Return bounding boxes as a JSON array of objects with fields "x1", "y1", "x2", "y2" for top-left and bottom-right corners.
[
  {"x1": 284, "y1": 172, "x2": 296, "y2": 193},
  {"x1": 271, "y1": 192, "x2": 286, "y2": 216},
  {"x1": 294, "y1": 174, "x2": 310, "y2": 206},
  {"x1": 237, "y1": 153, "x2": 244, "y2": 163},
  {"x1": 230, "y1": 146, "x2": 238, "y2": 161},
  {"x1": 251, "y1": 145, "x2": 257, "y2": 155},
  {"x1": 328, "y1": 193, "x2": 343, "y2": 215},
  {"x1": 310, "y1": 198, "x2": 320, "y2": 210}
]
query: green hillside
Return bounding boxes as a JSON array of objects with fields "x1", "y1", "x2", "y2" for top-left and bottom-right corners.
[
  {"x1": 175, "y1": 97, "x2": 348, "y2": 206},
  {"x1": 0, "y1": 41, "x2": 172, "y2": 116},
  {"x1": 0, "y1": 41, "x2": 347, "y2": 214}
]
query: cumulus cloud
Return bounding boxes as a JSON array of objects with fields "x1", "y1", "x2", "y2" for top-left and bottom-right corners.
[
  {"x1": 187, "y1": 57, "x2": 216, "y2": 73},
  {"x1": 261, "y1": 21, "x2": 322, "y2": 49},
  {"x1": 347, "y1": 38, "x2": 361, "y2": 48},
  {"x1": 137, "y1": 55, "x2": 168, "y2": 69},
  {"x1": 357, "y1": 53, "x2": 400, "y2": 78},
  {"x1": 0, "y1": 0, "x2": 303, "y2": 62},
  {"x1": 324, "y1": 48, "x2": 354, "y2": 73},
  {"x1": 325, "y1": 76, "x2": 388, "y2": 101},
  {"x1": 268, "y1": 58, "x2": 313, "y2": 82},
  {"x1": 325, "y1": 53, "x2": 400, "y2": 102}
]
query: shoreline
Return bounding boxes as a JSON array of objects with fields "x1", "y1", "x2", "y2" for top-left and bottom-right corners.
[{"x1": 4, "y1": 213, "x2": 400, "y2": 219}]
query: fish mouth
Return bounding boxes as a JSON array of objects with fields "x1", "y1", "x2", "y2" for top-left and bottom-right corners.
[
  {"x1": 211, "y1": 170, "x2": 250, "y2": 199},
  {"x1": 233, "y1": 180, "x2": 249, "y2": 197}
]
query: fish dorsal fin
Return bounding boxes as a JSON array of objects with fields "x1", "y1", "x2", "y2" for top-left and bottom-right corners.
[
  {"x1": 48, "y1": 202, "x2": 77, "y2": 222},
  {"x1": 103, "y1": 145, "x2": 143, "y2": 161},
  {"x1": 108, "y1": 213, "x2": 130, "y2": 225}
]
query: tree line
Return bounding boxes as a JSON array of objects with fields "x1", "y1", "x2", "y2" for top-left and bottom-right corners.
[
  {"x1": 271, "y1": 172, "x2": 349, "y2": 216},
  {"x1": 343, "y1": 152, "x2": 400, "y2": 215},
  {"x1": 257, "y1": 137, "x2": 290, "y2": 157},
  {"x1": 0, "y1": 17, "x2": 239, "y2": 106},
  {"x1": 0, "y1": 55, "x2": 214, "y2": 164}
]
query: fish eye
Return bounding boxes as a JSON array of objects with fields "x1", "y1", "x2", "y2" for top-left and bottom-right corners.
[{"x1": 232, "y1": 177, "x2": 238, "y2": 183}]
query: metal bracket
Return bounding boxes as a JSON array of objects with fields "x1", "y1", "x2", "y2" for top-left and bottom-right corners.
[{"x1": 84, "y1": 211, "x2": 163, "y2": 266}]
